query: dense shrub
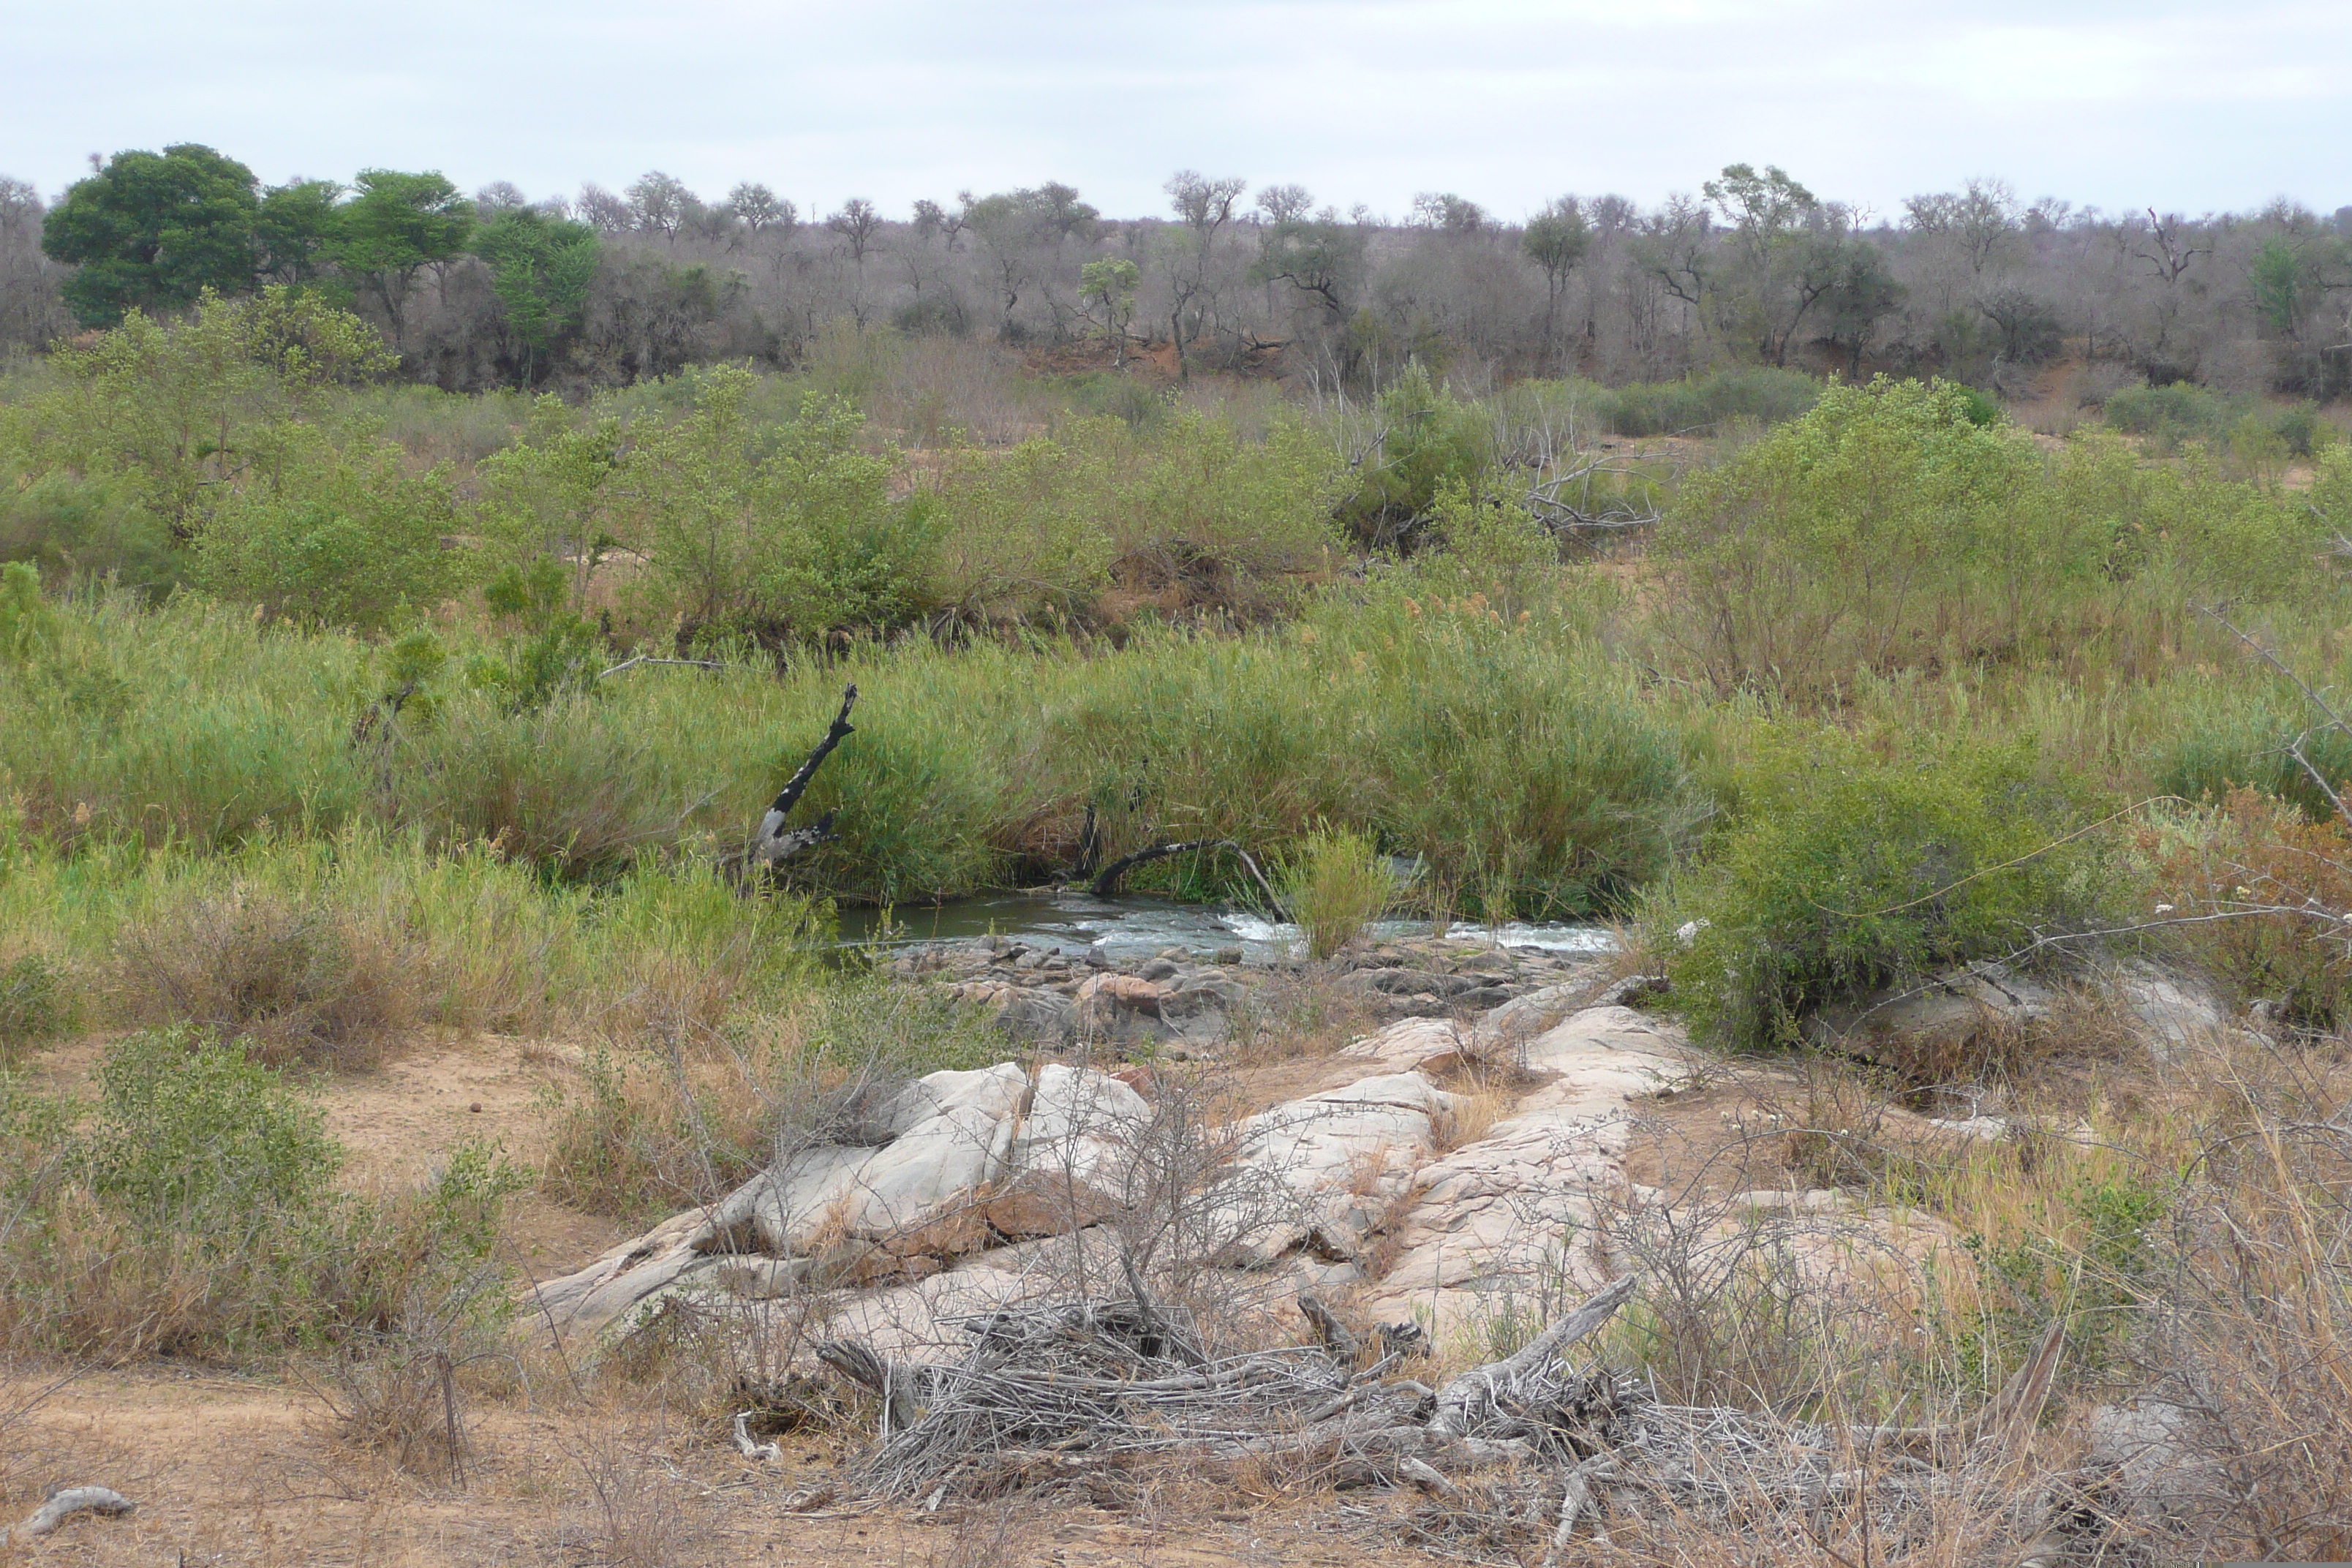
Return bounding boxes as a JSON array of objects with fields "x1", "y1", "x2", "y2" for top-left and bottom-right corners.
[
  {"x1": 0, "y1": 950, "x2": 75, "y2": 1058},
  {"x1": 192, "y1": 427, "x2": 467, "y2": 629},
  {"x1": 0, "y1": 472, "x2": 181, "y2": 592},
  {"x1": 924, "y1": 409, "x2": 1342, "y2": 622},
  {"x1": 112, "y1": 883, "x2": 418, "y2": 1069},
  {"x1": 1596, "y1": 366, "x2": 1822, "y2": 437},
  {"x1": 1667, "y1": 737, "x2": 2113, "y2": 1050},
  {"x1": 620, "y1": 363, "x2": 924, "y2": 648},
  {"x1": 2105, "y1": 382, "x2": 2331, "y2": 460},
  {"x1": 0, "y1": 1027, "x2": 518, "y2": 1360},
  {"x1": 1654, "y1": 378, "x2": 2329, "y2": 698}
]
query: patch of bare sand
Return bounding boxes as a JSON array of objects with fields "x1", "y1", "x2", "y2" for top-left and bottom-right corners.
[{"x1": 1, "y1": 1366, "x2": 1419, "y2": 1567}]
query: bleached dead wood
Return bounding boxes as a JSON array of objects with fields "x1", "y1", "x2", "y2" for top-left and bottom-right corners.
[
  {"x1": 746, "y1": 683, "x2": 857, "y2": 870},
  {"x1": 0, "y1": 1485, "x2": 137, "y2": 1544}
]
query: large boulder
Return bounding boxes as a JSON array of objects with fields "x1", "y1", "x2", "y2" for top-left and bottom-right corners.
[
  {"x1": 1806, "y1": 964, "x2": 2054, "y2": 1062},
  {"x1": 984, "y1": 1063, "x2": 1153, "y2": 1237},
  {"x1": 1219, "y1": 1071, "x2": 1464, "y2": 1265},
  {"x1": 1360, "y1": 1006, "x2": 1691, "y2": 1331}
]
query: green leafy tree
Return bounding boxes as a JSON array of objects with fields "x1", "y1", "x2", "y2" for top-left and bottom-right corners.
[
  {"x1": 34, "y1": 287, "x2": 393, "y2": 535},
  {"x1": 41, "y1": 144, "x2": 260, "y2": 326},
  {"x1": 325, "y1": 170, "x2": 474, "y2": 350},
  {"x1": 1250, "y1": 193, "x2": 1368, "y2": 333},
  {"x1": 192, "y1": 423, "x2": 464, "y2": 628},
  {"x1": 2253, "y1": 235, "x2": 2310, "y2": 339},
  {"x1": 1522, "y1": 197, "x2": 1592, "y2": 370},
  {"x1": 254, "y1": 178, "x2": 342, "y2": 285},
  {"x1": 1079, "y1": 257, "x2": 1140, "y2": 365},
  {"x1": 472, "y1": 208, "x2": 600, "y2": 385},
  {"x1": 1815, "y1": 238, "x2": 1905, "y2": 373}
]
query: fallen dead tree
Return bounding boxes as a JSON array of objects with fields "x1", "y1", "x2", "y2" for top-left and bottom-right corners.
[
  {"x1": 806, "y1": 1276, "x2": 2083, "y2": 1557},
  {"x1": 736, "y1": 683, "x2": 857, "y2": 875}
]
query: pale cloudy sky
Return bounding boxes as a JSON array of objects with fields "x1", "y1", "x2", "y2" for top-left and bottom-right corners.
[{"x1": 5, "y1": 0, "x2": 2347, "y2": 221}]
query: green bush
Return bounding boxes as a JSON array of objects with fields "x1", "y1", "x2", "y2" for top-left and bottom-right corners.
[
  {"x1": 1597, "y1": 366, "x2": 1823, "y2": 437},
  {"x1": 0, "y1": 1026, "x2": 519, "y2": 1360},
  {"x1": 0, "y1": 951, "x2": 75, "y2": 1057},
  {"x1": 193, "y1": 427, "x2": 467, "y2": 630},
  {"x1": 1653, "y1": 378, "x2": 2328, "y2": 698},
  {"x1": 1281, "y1": 822, "x2": 1397, "y2": 960},
  {"x1": 1333, "y1": 364, "x2": 1493, "y2": 546},
  {"x1": 623, "y1": 365, "x2": 925, "y2": 648},
  {"x1": 0, "y1": 473, "x2": 182, "y2": 594},
  {"x1": 1667, "y1": 737, "x2": 2112, "y2": 1050}
]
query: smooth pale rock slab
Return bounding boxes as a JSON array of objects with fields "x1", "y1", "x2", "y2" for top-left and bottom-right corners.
[
  {"x1": 1807, "y1": 964, "x2": 2055, "y2": 1055},
  {"x1": 985, "y1": 1063, "x2": 1153, "y2": 1236},
  {"x1": 1360, "y1": 1006, "x2": 1692, "y2": 1333},
  {"x1": 2110, "y1": 962, "x2": 2226, "y2": 1060},
  {"x1": 1220, "y1": 1071, "x2": 1463, "y2": 1265},
  {"x1": 875, "y1": 1063, "x2": 1030, "y2": 1139},
  {"x1": 532, "y1": 1207, "x2": 720, "y2": 1337},
  {"x1": 1469, "y1": 982, "x2": 1589, "y2": 1056},
  {"x1": 693, "y1": 1142, "x2": 872, "y2": 1257},
  {"x1": 1340, "y1": 1017, "x2": 1469, "y2": 1074}
]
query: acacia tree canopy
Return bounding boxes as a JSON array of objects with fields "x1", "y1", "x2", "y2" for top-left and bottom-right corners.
[
  {"x1": 325, "y1": 170, "x2": 474, "y2": 348},
  {"x1": 472, "y1": 207, "x2": 602, "y2": 382},
  {"x1": 42, "y1": 144, "x2": 262, "y2": 327}
]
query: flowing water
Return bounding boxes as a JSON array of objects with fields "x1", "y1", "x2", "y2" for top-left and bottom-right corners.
[{"x1": 833, "y1": 890, "x2": 1616, "y2": 966}]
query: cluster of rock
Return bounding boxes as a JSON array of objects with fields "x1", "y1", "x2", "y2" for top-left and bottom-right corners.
[
  {"x1": 886, "y1": 932, "x2": 1605, "y2": 1049},
  {"x1": 530, "y1": 976, "x2": 1952, "y2": 1357},
  {"x1": 532, "y1": 953, "x2": 2242, "y2": 1368}
]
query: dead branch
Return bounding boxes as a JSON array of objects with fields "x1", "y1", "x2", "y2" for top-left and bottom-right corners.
[
  {"x1": 597, "y1": 655, "x2": 722, "y2": 681},
  {"x1": 1088, "y1": 838, "x2": 1286, "y2": 917},
  {"x1": 0, "y1": 1486, "x2": 137, "y2": 1545},
  {"x1": 748, "y1": 684, "x2": 858, "y2": 868}
]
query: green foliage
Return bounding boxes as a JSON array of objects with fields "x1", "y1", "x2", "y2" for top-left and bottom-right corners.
[
  {"x1": 22, "y1": 287, "x2": 394, "y2": 533},
  {"x1": 2103, "y1": 382, "x2": 2327, "y2": 460},
  {"x1": 2149, "y1": 694, "x2": 2352, "y2": 822},
  {"x1": 192, "y1": 426, "x2": 464, "y2": 630},
  {"x1": 0, "y1": 559, "x2": 58, "y2": 663},
  {"x1": 1079, "y1": 257, "x2": 1140, "y2": 347},
  {"x1": 1587, "y1": 367, "x2": 1821, "y2": 437},
  {"x1": 626, "y1": 365, "x2": 919, "y2": 647},
  {"x1": 325, "y1": 170, "x2": 475, "y2": 347},
  {"x1": 471, "y1": 558, "x2": 605, "y2": 712},
  {"x1": 1281, "y1": 822, "x2": 1396, "y2": 959},
  {"x1": 1964, "y1": 1175, "x2": 2167, "y2": 1384},
  {"x1": 1654, "y1": 377, "x2": 2327, "y2": 697},
  {"x1": 81, "y1": 1025, "x2": 342, "y2": 1219},
  {"x1": 1667, "y1": 737, "x2": 2111, "y2": 1049},
  {"x1": 0, "y1": 951, "x2": 75, "y2": 1057},
  {"x1": 40, "y1": 144, "x2": 262, "y2": 326},
  {"x1": 0, "y1": 1025, "x2": 521, "y2": 1360},
  {"x1": 471, "y1": 208, "x2": 600, "y2": 378},
  {"x1": 255, "y1": 178, "x2": 344, "y2": 285},
  {"x1": 1335, "y1": 364, "x2": 1493, "y2": 546},
  {"x1": 0, "y1": 472, "x2": 182, "y2": 592}
]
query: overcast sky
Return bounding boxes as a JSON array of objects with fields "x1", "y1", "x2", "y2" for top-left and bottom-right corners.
[{"x1": 6, "y1": 0, "x2": 2347, "y2": 222}]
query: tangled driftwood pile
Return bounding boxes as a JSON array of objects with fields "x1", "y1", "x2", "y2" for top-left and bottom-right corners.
[{"x1": 800, "y1": 1275, "x2": 2078, "y2": 1561}]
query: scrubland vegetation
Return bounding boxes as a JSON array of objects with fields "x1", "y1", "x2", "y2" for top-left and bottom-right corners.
[{"x1": 5, "y1": 151, "x2": 2352, "y2": 1564}]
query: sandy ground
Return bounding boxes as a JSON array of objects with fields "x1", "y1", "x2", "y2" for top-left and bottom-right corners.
[
  {"x1": 1, "y1": 1364, "x2": 1434, "y2": 1566},
  {"x1": 1, "y1": 1031, "x2": 1476, "y2": 1566}
]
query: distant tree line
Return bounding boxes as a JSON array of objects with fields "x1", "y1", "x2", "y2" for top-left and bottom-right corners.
[{"x1": 5, "y1": 145, "x2": 2350, "y2": 400}]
